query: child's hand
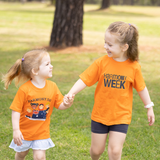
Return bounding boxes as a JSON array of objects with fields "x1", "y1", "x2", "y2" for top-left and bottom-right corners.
[
  {"x1": 63, "y1": 94, "x2": 75, "y2": 108},
  {"x1": 13, "y1": 129, "x2": 24, "y2": 146},
  {"x1": 147, "y1": 107, "x2": 155, "y2": 126}
]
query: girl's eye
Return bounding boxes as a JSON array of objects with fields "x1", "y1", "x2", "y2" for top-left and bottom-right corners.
[
  {"x1": 105, "y1": 43, "x2": 112, "y2": 47},
  {"x1": 107, "y1": 43, "x2": 112, "y2": 47}
]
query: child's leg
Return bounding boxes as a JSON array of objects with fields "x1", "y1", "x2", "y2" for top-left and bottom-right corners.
[
  {"x1": 90, "y1": 132, "x2": 108, "y2": 160},
  {"x1": 33, "y1": 150, "x2": 46, "y2": 160},
  {"x1": 15, "y1": 150, "x2": 29, "y2": 160},
  {"x1": 108, "y1": 131, "x2": 126, "y2": 160}
]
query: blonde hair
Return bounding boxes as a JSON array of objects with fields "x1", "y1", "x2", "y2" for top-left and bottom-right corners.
[
  {"x1": 107, "y1": 21, "x2": 139, "y2": 61},
  {"x1": 2, "y1": 49, "x2": 49, "y2": 89}
]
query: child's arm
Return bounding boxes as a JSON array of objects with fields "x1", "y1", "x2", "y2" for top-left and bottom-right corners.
[
  {"x1": 68, "y1": 79, "x2": 87, "y2": 95},
  {"x1": 138, "y1": 87, "x2": 155, "y2": 126},
  {"x1": 12, "y1": 110, "x2": 24, "y2": 146},
  {"x1": 58, "y1": 79, "x2": 87, "y2": 110}
]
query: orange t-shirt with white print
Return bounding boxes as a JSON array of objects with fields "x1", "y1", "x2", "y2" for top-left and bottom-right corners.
[
  {"x1": 79, "y1": 55, "x2": 146, "y2": 125},
  {"x1": 10, "y1": 80, "x2": 63, "y2": 141}
]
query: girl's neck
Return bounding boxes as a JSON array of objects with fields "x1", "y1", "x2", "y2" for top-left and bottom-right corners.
[
  {"x1": 113, "y1": 52, "x2": 128, "y2": 62},
  {"x1": 113, "y1": 56, "x2": 128, "y2": 62},
  {"x1": 31, "y1": 77, "x2": 46, "y2": 89}
]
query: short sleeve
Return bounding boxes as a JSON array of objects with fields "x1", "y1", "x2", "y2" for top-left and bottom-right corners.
[
  {"x1": 79, "y1": 60, "x2": 100, "y2": 86},
  {"x1": 133, "y1": 64, "x2": 146, "y2": 92},
  {"x1": 10, "y1": 88, "x2": 26, "y2": 113},
  {"x1": 54, "y1": 85, "x2": 64, "y2": 109}
]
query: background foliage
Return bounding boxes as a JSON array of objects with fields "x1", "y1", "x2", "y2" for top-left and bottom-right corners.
[{"x1": 85, "y1": 0, "x2": 160, "y2": 6}]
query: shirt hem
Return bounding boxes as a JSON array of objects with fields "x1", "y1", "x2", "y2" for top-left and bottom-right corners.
[{"x1": 91, "y1": 117, "x2": 131, "y2": 126}]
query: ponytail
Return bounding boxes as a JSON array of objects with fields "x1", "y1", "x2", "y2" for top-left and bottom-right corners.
[
  {"x1": 2, "y1": 48, "x2": 49, "y2": 89},
  {"x1": 2, "y1": 59, "x2": 22, "y2": 89}
]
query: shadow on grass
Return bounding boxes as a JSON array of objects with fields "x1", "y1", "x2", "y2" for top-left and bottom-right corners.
[
  {"x1": 85, "y1": 8, "x2": 154, "y2": 17},
  {"x1": 0, "y1": 7, "x2": 154, "y2": 18},
  {"x1": 0, "y1": 9, "x2": 54, "y2": 14}
]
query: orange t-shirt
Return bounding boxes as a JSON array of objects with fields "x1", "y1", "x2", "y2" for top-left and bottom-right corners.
[
  {"x1": 79, "y1": 55, "x2": 146, "y2": 125},
  {"x1": 10, "y1": 80, "x2": 63, "y2": 141}
]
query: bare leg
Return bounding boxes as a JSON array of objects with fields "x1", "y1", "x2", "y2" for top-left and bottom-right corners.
[
  {"x1": 15, "y1": 150, "x2": 29, "y2": 160},
  {"x1": 90, "y1": 132, "x2": 108, "y2": 160},
  {"x1": 108, "y1": 131, "x2": 126, "y2": 160},
  {"x1": 33, "y1": 150, "x2": 46, "y2": 160}
]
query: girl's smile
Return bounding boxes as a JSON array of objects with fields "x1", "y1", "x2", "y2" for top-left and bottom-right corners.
[{"x1": 104, "y1": 31, "x2": 128, "y2": 62}]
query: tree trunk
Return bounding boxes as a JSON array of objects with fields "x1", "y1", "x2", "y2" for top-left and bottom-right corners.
[
  {"x1": 112, "y1": 0, "x2": 119, "y2": 5},
  {"x1": 122, "y1": 0, "x2": 128, "y2": 5},
  {"x1": 50, "y1": 0, "x2": 84, "y2": 47},
  {"x1": 130, "y1": 0, "x2": 134, "y2": 5},
  {"x1": 101, "y1": 0, "x2": 110, "y2": 9},
  {"x1": 150, "y1": 0, "x2": 157, "y2": 5}
]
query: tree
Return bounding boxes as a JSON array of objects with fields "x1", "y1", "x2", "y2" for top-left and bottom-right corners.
[
  {"x1": 101, "y1": 0, "x2": 110, "y2": 9},
  {"x1": 122, "y1": 0, "x2": 129, "y2": 5},
  {"x1": 50, "y1": 0, "x2": 84, "y2": 48},
  {"x1": 112, "y1": 0, "x2": 119, "y2": 5},
  {"x1": 150, "y1": 0, "x2": 157, "y2": 5}
]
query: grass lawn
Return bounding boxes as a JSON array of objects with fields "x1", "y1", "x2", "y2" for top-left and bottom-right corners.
[{"x1": 0, "y1": 2, "x2": 160, "y2": 160}]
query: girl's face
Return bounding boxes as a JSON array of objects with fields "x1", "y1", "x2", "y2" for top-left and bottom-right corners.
[
  {"x1": 37, "y1": 54, "x2": 53, "y2": 79},
  {"x1": 104, "y1": 31, "x2": 127, "y2": 62}
]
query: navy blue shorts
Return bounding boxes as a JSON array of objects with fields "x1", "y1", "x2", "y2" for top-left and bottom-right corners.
[{"x1": 91, "y1": 120, "x2": 128, "y2": 134}]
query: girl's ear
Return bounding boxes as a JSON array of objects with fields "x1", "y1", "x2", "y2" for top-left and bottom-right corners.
[
  {"x1": 122, "y1": 43, "x2": 129, "y2": 52},
  {"x1": 31, "y1": 68, "x2": 38, "y2": 76}
]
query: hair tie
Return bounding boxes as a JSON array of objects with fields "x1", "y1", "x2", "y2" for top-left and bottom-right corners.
[
  {"x1": 129, "y1": 23, "x2": 131, "y2": 26},
  {"x1": 22, "y1": 58, "x2": 24, "y2": 62}
]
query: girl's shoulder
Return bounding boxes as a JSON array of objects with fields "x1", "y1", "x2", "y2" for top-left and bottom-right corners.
[
  {"x1": 128, "y1": 60, "x2": 142, "y2": 69},
  {"x1": 94, "y1": 55, "x2": 109, "y2": 64},
  {"x1": 15, "y1": 80, "x2": 31, "y2": 95},
  {"x1": 46, "y1": 80, "x2": 56, "y2": 86},
  {"x1": 19, "y1": 80, "x2": 31, "y2": 89},
  {"x1": 46, "y1": 80, "x2": 59, "y2": 89}
]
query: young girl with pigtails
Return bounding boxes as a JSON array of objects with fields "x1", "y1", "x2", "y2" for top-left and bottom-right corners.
[
  {"x1": 66, "y1": 21, "x2": 155, "y2": 160},
  {"x1": 2, "y1": 49, "x2": 74, "y2": 160}
]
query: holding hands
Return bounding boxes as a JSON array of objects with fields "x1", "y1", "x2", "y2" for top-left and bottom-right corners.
[{"x1": 63, "y1": 94, "x2": 75, "y2": 108}]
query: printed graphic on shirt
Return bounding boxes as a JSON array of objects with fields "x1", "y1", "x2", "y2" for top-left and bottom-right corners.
[
  {"x1": 104, "y1": 73, "x2": 127, "y2": 89},
  {"x1": 25, "y1": 98, "x2": 51, "y2": 121}
]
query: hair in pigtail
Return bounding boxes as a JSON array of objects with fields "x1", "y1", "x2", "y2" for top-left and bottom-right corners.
[
  {"x1": 2, "y1": 48, "x2": 49, "y2": 90},
  {"x1": 127, "y1": 24, "x2": 139, "y2": 62},
  {"x1": 2, "y1": 59, "x2": 23, "y2": 89}
]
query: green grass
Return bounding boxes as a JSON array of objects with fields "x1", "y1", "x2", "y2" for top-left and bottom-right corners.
[{"x1": 0, "y1": 2, "x2": 160, "y2": 160}]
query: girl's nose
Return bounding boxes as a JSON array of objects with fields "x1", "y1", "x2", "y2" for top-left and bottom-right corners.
[{"x1": 104, "y1": 43, "x2": 107, "y2": 49}]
